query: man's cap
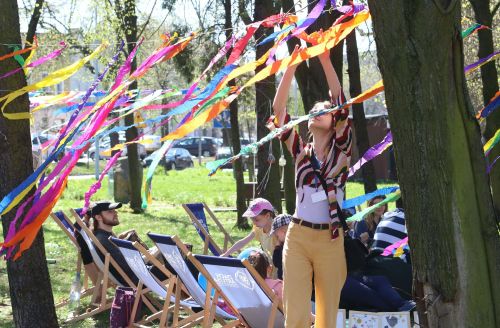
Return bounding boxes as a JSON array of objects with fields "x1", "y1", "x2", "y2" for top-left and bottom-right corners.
[
  {"x1": 270, "y1": 214, "x2": 292, "y2": 235},
  {"x1": 90, "y1": 201, "x2": 122, "y2": 217},
  {"x1": 242, "y1": 198, "x2": 275, "y2": 217}
]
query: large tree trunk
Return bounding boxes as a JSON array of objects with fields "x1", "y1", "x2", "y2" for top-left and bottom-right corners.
[
  {"x1": 0, "y1": 1, "x2": 59, "y2": 326},
  {"x1": 122, "y1": 0, "x2": 143, "y2": 212},
  {"x1": 468, "y1": 0, "x2": 500, "y2": 219},
  {"x1": 346, "y1": 29, "x2": 377, "y2": 193},
  {"x1": 368, "y1": 1, "x2": 500, "y2": 326},
  {"x1": 254, "y1": 0, "x2": 282, "y2": 212},
  {"x1": 223, "y1": 0, "x2": 248, "y2": 228}
]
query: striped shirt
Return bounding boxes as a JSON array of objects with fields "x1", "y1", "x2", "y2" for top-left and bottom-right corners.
[
  {"x1": 371, "y1": 209, "x2": 407, "y2": 251},
  {"x1": 274, "y1": 93, "x2": 351, "y2": 239}
]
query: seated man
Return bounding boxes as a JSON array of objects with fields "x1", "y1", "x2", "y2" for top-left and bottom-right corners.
[
  {"x1": 90, "y1": 201, "x2": 140, "y2": 286},
  {"x1": 370, "y1": 198, "x2": 407, "y2": 255}
]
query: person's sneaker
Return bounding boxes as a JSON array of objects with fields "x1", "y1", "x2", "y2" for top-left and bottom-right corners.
[{"x1": 398, "y1": 300, "x2": 416, "y2": 312}]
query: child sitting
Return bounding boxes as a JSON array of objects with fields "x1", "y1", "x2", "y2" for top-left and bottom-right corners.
[{"x1": 248, "y1": 250, "x2": 283, "y2": 299}]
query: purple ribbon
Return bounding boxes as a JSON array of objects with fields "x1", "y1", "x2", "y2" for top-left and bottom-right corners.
[{"x1": 349, "y1": 131, "x2": 393, "y2": 177}]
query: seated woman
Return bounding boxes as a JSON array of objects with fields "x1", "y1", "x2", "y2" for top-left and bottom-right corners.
[{"x1": 353, "y1": 196, "x2": 387, "y2": 246}]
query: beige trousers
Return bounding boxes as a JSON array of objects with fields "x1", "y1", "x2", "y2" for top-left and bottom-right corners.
[{"x1": 283, "y1": 222, "x2": 346, "y2": 328}]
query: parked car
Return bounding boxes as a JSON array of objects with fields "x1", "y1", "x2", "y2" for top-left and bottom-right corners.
[
  {"x1": 140, "y1": 134, "x2": 162, "y2": 153},
  {"x1": 164, "y1": 148, "x2": 194, "y2": 170},
  {"x1": 142, "y1": 149, "x2": 165, "y2": 167},
  {"x1": 31, "y1": 133, "x2": 63, "y2": 161},
  {"x1": 173, "y1": 137, "x2": 218, "y2": 157},
  {"x1": 215, "y1": 147, "x2": 234, "y2": 169}
]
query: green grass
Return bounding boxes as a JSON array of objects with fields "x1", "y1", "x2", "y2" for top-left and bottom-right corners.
[{"x1": 0, "y1": 165, "x2": 395, "y2": 327}]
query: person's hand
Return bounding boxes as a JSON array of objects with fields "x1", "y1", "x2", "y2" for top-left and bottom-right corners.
[
  {"x1": 288, "y1": 44, "x2": 303, "y2": 70},
  {"x1": 360, "y1": 232, "x2": 369, "y2": 243}
]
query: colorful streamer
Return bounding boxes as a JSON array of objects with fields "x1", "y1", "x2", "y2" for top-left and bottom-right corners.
[
  {"x1": 346, "y1": 191, "x2": 401, "y2": 222},
  {"x1": 461, "y1": 23, "x2": 489, "y2": 39},
  {"x1": 484, "y1": 128, "x2": 500, "y2": 157},
  {"x1": 0, "y1": 43, "x2": 106, "y2": 120},
  {"x1": 477, "y1": 91, "x2": 500, "y2": 119},
  {"x1": 0, "y1": 42, "x2": 67, "y2": 80},
  {"x1": 464, "y1": 50, "x2": 500, "y2": 74},
  {"x1": 207, "y1": 80, "x2": 384, "y2": 175},
  {"x1": 342, "y1": 186, "x2": 399, "y2": 209},
  {"x1": 348, "y1": 131, "x2": 393, "y2": 177}
]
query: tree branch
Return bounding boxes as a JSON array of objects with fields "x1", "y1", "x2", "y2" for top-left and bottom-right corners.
[
  {"x1": 238, "y1": 0, "x2": 252, "y2": 25},
  {"x1": 492, "y1": 0, "x2": 500, "y2": 17},
  {"x1": 24, "y1": 0, "x2": 45, "y2": 57},
  {"x1": 137, "y1": 0, "x2": 158, "y2": 39}
]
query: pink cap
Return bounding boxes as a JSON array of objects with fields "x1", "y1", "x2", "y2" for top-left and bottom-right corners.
[{"x1": 243, "y1": 198, "x2": 275, "y2": 217}]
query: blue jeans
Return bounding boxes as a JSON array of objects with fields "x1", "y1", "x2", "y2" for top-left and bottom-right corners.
[{"x1": 340, "y1": 274, "x2": 405, "y2": 311}]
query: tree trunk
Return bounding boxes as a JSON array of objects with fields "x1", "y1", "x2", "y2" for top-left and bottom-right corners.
[
  {"x1": 368, "y1": 1, "x2": 500, "y2": 326},
  {"x1": 0, "y1": 1, "x2": 59, "y2": 326},
  {"x1": 346, "y1": 29, "x2": 377, "y2": 193},
  {"x1": 122, "y1": 0, "x2": 143, "y2": 212},
  {"x1": 254, "y1": 0, "x2": 282, "y2": 212},
  {"x1": 223, "y1": 0, "x2": 248, "y2": 229},
  {"x1": 468, "y1": 0, "x2": 500, "y2": 219}
]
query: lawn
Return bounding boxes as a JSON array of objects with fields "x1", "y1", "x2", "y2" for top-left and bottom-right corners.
[{"x1": 0, "y1": 164, "x2": 395, "y2": 327}]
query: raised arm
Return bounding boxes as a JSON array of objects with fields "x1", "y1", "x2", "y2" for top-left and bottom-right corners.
[
  {"x1": 318, "y1": 49, "x2": 342, "y2": 104},
  {"x1": 271, "y1": 46, "x2": 304, "y2": 158},
  {"x1": 273, "y1": 64, "x2": 297, "y2": 119}
]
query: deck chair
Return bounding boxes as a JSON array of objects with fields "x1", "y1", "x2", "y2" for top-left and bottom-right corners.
[
  {"x1": 147, "y1": 233, "x2": 242, "y2": 327},
  {"x1": 68, "y1": 209, "x2": 159, "y2": 324},
  {"x1": 50, "y1": 208, "x2": 94, "y2": 307},
  {"x1": 110, "y1": 236, "x2": 205, "y2": 327},
  {"x1": 182, "y1": 203, "x2": 234, "y2": 256},
  {"x1": 189, "y1": 253, "x2": 286, "y2": 328}
]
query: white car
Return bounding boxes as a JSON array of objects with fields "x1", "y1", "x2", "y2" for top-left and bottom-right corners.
[{"x1": 140, "y1": 134, "x2": 162, "y2": 153}]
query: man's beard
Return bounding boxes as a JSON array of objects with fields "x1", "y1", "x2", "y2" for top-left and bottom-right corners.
[{"x1": 103, "y1": 216, "x2": 119, "y2": 226}]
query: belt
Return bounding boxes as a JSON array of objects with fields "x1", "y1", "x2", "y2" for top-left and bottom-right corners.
[{"x1": 292, "y1": 217, "x2": 330, "y2": 230}]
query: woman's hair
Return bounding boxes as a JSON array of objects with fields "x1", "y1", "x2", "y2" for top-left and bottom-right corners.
[
  {"x1": 365, "y1": 196, "x2": 387, "y2": 232},
  {"x1": 248, "y1": 251, "x2": 270, "y2": 279}
]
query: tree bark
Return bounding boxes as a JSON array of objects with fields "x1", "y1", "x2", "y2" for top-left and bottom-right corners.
[
  {"x1": 368, "y1": 1, "x2": 500, "y2": 326},
  {"x1": 121, "y1": 0, "x2": 143, "y2": 212},
  {"x1": 223, "y1": 0, "x2": 248, "y2": 228},
  {"x1": 254, "y1": 0, "x2": 282, "y2": 212},
  {"x1": 468, "y1": 0, "x2": 500, "y2": 219},
  {"x1": 0, "y1": 1, "x2": 59, "y2": 327},
  {"x1": 346, "y1": 29, "x2": 377, "y2": 193}
]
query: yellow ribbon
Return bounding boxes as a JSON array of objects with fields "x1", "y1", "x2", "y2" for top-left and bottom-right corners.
[{"x1": 0, "y1": 43, "x2": 107, "y2": 120}]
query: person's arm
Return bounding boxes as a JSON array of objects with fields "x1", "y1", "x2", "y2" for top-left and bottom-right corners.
[
  {"x1": 220, "y1": 231, "x2": 255, "y2": 257},
  {"x1": 318, "y1": 49, "x2": 351, "y2": 154},
  {"x1": 318, "y1": 49, "x2": 342, "y2": 103},
  {"x1": 271, "y1": 45, "x2": 304, "y2": 158}
]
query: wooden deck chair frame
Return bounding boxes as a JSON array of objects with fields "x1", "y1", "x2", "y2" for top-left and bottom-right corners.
[
  {"x1": 170, "y1": 236, "x2": 257, "y2": 327},
  {"x1": 182, "y1": 203, "x2": 234, "y2": 255},
  {"x1": 110, "y1": 237, "x2": 203, "y2": 328},
  {"x1": 187, "y1": 250, "x2": 285, "y2": 328},
  {"x1": 50, "y1": 210, "x2": 93, "y2": 308},
  {"x1": 158, "y1": 235, "x2": 244, "y2": 328},
  {"x1": 68, "y1": 209, "x2": 160, "y2": 324}
]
